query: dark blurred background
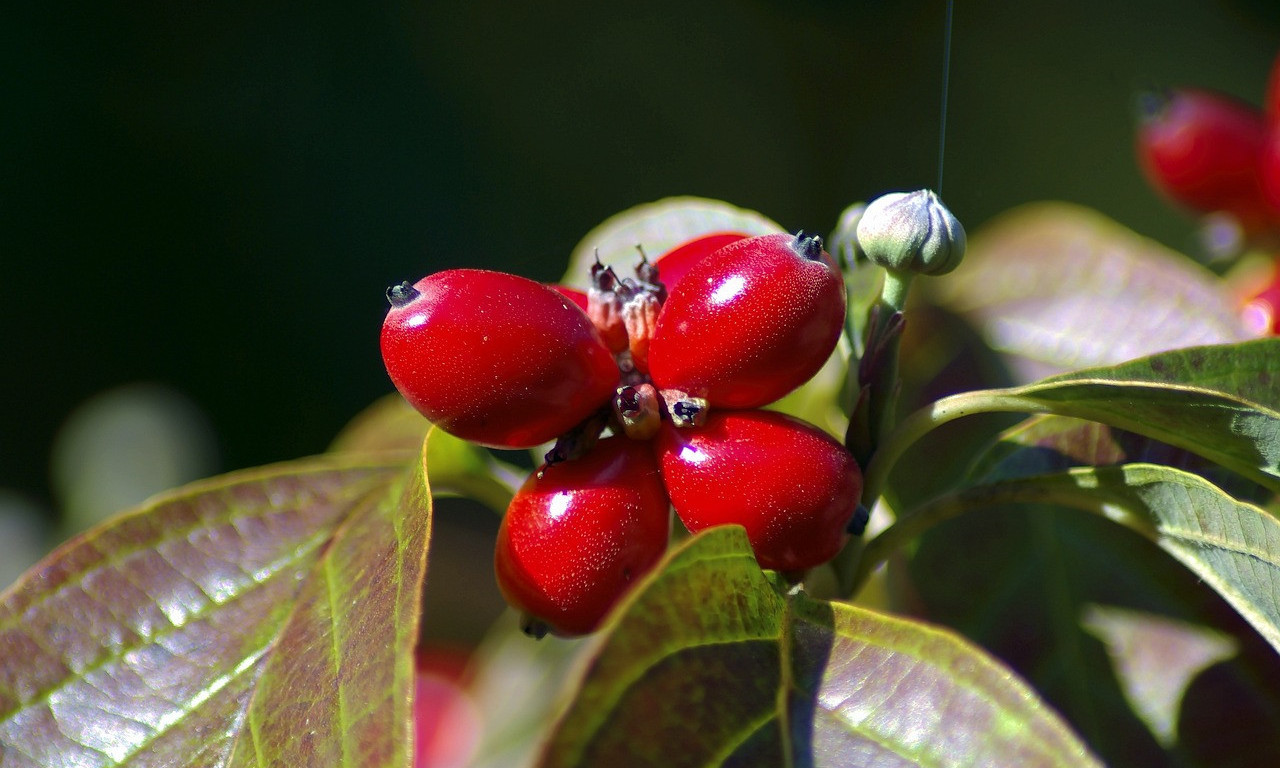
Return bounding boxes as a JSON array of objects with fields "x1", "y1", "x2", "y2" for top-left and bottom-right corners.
[{"x1": 4, "y1": 0, "x2": 1279, "y2": 529}]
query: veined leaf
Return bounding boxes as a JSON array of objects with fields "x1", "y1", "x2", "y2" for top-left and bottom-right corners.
[
  {"x1": 1041, "y1": 337, "x2": 1280, "y2": 412},
  {"x1": 0, "y1": 446, "x2": 431, "y2": 767},
  {"x1": 959, "y1": 340, "x2": 1280, "y2": 502},
  {"x1": 882, "y1": 464, "x2": 1280, "y2": 659},
  {"x1": 1004, "y1": 379, "x2": 1280, "y2": 492},
  {"x1": 540, "y1": 527, "x2": 1100, "y2": 768},
  {"x1": 876, "y1": 375, "x2": 1280, "y2": 505}
]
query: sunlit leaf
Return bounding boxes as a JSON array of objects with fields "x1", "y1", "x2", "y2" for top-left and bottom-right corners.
[
  {"x1": 540, "y1": 527, "x2": 1100, "y2": 768},
  {"x1": 0, "y1": 448, "x2": 431, "y2": 767},
  {"x1": 561, "y1": 197, "x2": 783, "y2": 290},
  {"x1": 1042, "y1": 337, "x2": 1280, "y2": 412},
  {"x1": 969, "y1": 415, "x2": 1272, "y2": 507},
  {"x1": 903, "y1": 374, "x2": 1280, "y2": 496},
  {"x1": 929, "y1": 202, "x2": 1247, "y2": 381},
  {"x1": 1080, "y1": 605, "x2": 1237, "y2": 748}
]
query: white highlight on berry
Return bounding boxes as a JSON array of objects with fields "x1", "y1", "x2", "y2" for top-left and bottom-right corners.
[{"x1": 709, "y1": 275, "x2": 746, "y2": 306}]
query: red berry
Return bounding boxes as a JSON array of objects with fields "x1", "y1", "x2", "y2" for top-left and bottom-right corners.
[
  {"x1": 655, "y1": 410, "x2": 861, "y2": 572},
  {"x1": 652, "y1": 232, "x2": 749, "y2": 294},
  {"x1": 1135, "y1": 88, "x2": 1274, "y2": 230},
  {"x1": 551, "y1": 284, "x2": 590, "y2": 313},
  {"x1": 381, "y1": 269, "x2": 619, "y2": 448},
  {"x1": 494, "y1": 436, "x2": 671, "y2": 636},
  {"x1": 647, "y1": 232, "x2": 846, "y2": 409}
]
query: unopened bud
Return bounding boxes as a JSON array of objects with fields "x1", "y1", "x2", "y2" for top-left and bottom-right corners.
[{"x1": 855, "y1": 190, "x2": 965, "y2": 276}]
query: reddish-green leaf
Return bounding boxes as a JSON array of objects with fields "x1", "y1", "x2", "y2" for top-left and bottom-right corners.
[
  {"x1": 928, "y1": 202, "x2": 1247, "y2": 381},
  {"x1": 540, "y1": 527, "x2": 1100, "y2": 768},
  {"x1": 0, "y1": 449, "x2": 430, "y2": 767}
]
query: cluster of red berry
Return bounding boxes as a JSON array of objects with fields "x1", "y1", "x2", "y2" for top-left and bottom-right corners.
[
  {"x1": 1134, "y1": 49, "x2": 1280, "y2": 332},
  {"x1": 381, "y1": 232, "x2": 862, "y2": 636}
]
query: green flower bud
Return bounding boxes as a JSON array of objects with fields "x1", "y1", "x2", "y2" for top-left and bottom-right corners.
[{"x1": 855, "y1": 189, "x2": 966, "y2": 276}]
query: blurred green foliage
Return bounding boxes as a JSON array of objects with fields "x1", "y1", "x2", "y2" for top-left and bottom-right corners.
[{"x1": 3, "y1": 0, "x2": 1278, "y2": 516}]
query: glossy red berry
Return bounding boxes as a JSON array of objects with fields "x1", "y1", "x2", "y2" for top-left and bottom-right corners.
[
  {"x1": 655, "y1": 410, "x2": 861, "y2": 572},
  {"x1": 652, "y1": 232, "x2": 749, "y2": 295},
  {"x1": 551, "y1": 284, "x2": 590, "y2": 313},
  {"x1": 1135, "y1": 88, "x2": 1274, "y2": 230},
  {"x1": 381, "y1": 269, "x2": 619, "y2": 448},
  {"x1": 647, "y1": 232, "x2": 846, "y2": 409},
  {"x1": 494, "y1": 436, "x2": 671, "y2": 636}
]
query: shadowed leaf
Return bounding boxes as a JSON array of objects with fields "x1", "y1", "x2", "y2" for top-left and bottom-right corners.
[
  {"x1": 901, "y1": 496, "x2": 1280, "y2": 768},
  {"x1": 540, "y1": 527, "x2": 1100, "y2": 768},
  {"x1": 929, "y1": 202, "x2": 1246, "y2": 382},
  {"x1": 561, "y1": 197, "x2": 783, "y2": 290},
  {"x1": 894, "y1": 464, "x2": 1280, "y2": 659},
  {"x1": 959, "y1": 340, "x2": 1280, "y2": 504},
  {"x1": 1081, "y1": 605, "x2": 1237, "y2": 747},
  {"x1": 0, "y1": 447, "x2": 431, "y2": 767}
]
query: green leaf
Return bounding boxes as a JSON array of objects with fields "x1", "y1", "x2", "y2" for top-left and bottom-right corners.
[
  {"x1": 955, "y1": 339, "x2": 1280, "y2": 509},
  {"x1": 899, "y1": 496, "x2": 1280, "y2": 767},
  {"x1": 888, "y1": 464, "x2": 1280, "y2": 658},
  {"x1": 1042, "y1": 337, "x2": 1280, "y2": 412},
  {"x1": 1006, "y1": 379, "x2": 1280, "y2": 492},
  {"x1": 887, "y1": 463, "x2": 1280, "y2": 764},
  {"x1": 561, "y1": 197, "x2": 784, "y2": 290},
  {"x1": 873, "y1": 372, "x2": 1280, "y2": 507},
  {"x1": 0, "y1": 449, "x2": 431, "y2": 767},
  {"x1": 927, "y1": 202, "x2": 1247, "y2": 381},
  {"x1": 539, "y1": 527, "x2": 1100, "y2": 768}
]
